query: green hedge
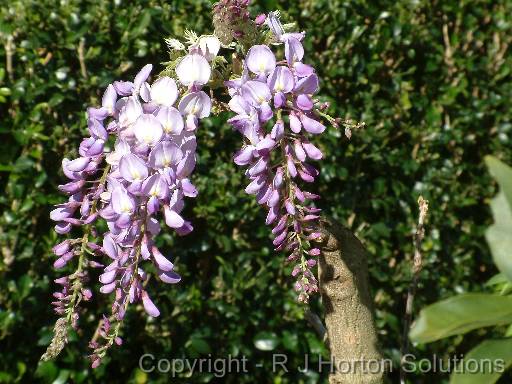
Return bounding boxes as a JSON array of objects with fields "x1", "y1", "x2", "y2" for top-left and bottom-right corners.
[{"x1": 0, "y1": 0, "x2": 511, "y2": 382}]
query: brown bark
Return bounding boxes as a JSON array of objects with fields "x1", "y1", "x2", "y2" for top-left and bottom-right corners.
[{"x1": 317, "y1": 217, "x2": 384, "y2": 384}]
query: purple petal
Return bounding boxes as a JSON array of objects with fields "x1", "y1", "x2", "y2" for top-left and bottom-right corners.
[
  {"x1": 141, "y1": 291, "x2": 160, "y2": 317},
  {"x1": 158, "y1": 269, "x2": 181, "y2": 284},
  {"x1": 148, "y1": 141, "x2": 183, "y2": 169},
  {"x1": 234, "y1": 145, "x2": 255, "y2": 166},
  {"x1": 176, "y1": 54, "x2": 211, "y2": 86},
  {"x1": 164, "y1": 206, "x2": 185, "y2": 228},
  {"x1": 295, "y1": 74, "x2": 319, "y2": 94},
  {"x1": 294, "y1": 141, "x2": 307, "y2": 162},
  {"x1": 150, "y1": 76, "x2": 178, "y2": 106},
  {"x1": 296, "y1": 94, "x2": 314, "y2": 111},
  {"x1": 284, "y1": 36, "x2": 304, "y2": 65},
  {"x1": 114, "y1": 81, "x2": 134, "y2": 96},
  {"x1": 156, "y1": 106, "x2": 184, "y2": 135},
  {"x1": 241, "y1": 81, "x2": 271, "y2": 107},
  {"x1": 133, "y1": 114, "x2": 163, "y2": 147},
  {"x1": 102, "y1": 84, "x2": 117, "y2": 115},
  {"x1": 133, "y1": 64, "x2": 153, "y2": 92},
  {"x1": 246, "y1": 45, "x2": 276, "y2": 76},
  {"x1": 178, "y1": 91, "x2": 211, "y2": 119},
  {"x1": 300, "y1": 114, "x2": 326, "y2": 134},
  {"x1": 302, "y1": 142, "x2": 323, "y2": 160},
  {"x1": 66, "y1": 157, "x2": 90, "y2": 172},
  {"x1": 289, "y1": 112, "x2": 302, "y2": 133},
  {"x1": 293, "y1": 62, "x2": 314, "y2": 77},
  {"x1": 119, "y1": 153, "x2": 148, "y2": 182},
  {"x1": 255, "y1": 136, "x2": 276, "y2": 154},
  {"x1": 152, "y1": 246, "x2": 174, "y2": 272},
  {"x1": 267, "y1": 66, "x2": 294, "y2": 93}
]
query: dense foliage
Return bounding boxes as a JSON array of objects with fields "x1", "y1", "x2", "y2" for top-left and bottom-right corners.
[{"x1": 0, "y1": 0, "x2": 511, "y2": 383}]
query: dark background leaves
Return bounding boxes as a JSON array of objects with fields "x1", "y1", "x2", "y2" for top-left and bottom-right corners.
[{"x1": 0, "y1": 0, "x2": 511, "y2": 383}]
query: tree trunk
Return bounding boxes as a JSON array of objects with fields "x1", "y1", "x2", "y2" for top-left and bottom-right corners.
[{"x1": 317, "y1": 217, "x2": 384, "y2": 384}]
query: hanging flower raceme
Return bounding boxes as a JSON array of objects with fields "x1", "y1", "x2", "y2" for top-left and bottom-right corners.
[
  {"x1": 44, "y1": 48, "x2": 213, "y2": 365},
  {"x1": 225, "y1": 14, "x2": 327, "y2": 304}
]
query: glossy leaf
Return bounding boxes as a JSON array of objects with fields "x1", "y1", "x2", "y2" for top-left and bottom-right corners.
[
  {"x1": 485, "y1": 156, "x2": 512, "y2": 282},
  {"x1": 410, "y1": 294, "x2": 512, "y2": 343},
  {"x1": 450, "y1": 338, "x2": 512, "y2": 384}
]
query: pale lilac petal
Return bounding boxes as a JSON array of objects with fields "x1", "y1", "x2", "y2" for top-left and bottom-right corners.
[
  {"x1": 198, "y1": 35, "x2": 221, "y2": 61},
  {"x1": 178, "y1": 91, "x2": 211, "y2": 119},
  {"x1": 271, "y1": 120, "x2": 285, "y2": 140},
  {"x1": 66, "y1": 157, "x2": 90, "y2": 172},
  {"x1": 180, "y1": 178, "x2": 198, "y2": 197},
  {"x1": 133, "y1": 64, "x2": 153, "y2": 92},
  {"x1": 133, "y1": 114, "x2": 163, "y2": 147},
  {"x1": 119, "y1": 154, "x2": 148, "y2": 182},
  {"x1": 114, "y1": 81, "x2": 134, "y2": 96},
  {"x1": 142, "y1": 174, "x2": 169, "y2": 200},
  {"x1": 99, "y1": 269, "x2": 117, "y2": 284},
  {"x1": 302, "y1": 142, "x2": 323, "y2": 160},
  {"x1": 176, "y1": 54, "x2": 211, "y2": 86},
  {"x1": 300, "y1": 114, "x2": 326, "y2": 134},
  {"x1": 148, "y1": 141, "x2": 183, "y2": 169},
  {"x1": 294, "y1": 141, "x2": 307, "y2": 162},
  {"x1": 293, "y1": 62, "x2": 314, "y2": 77},
  {"x1": 158, "y1": 269, "x2": 181, "y2": 284},
  {"x1": 152, "y1": 246, "x2": 174, "y2": 272},
  {"x1": 296, "y1": 94, "x2": 314, "y2": 111},
  {"x1": 54, "y1": 222, "x2": 72, "y2": 234},
  {"x1": 295, "y1": 73, "x2": 319, "y2": 94},
  {"x1": 88, "y1": 119, "x2": 108, "y2": 140},
  {"x1": 246, "y1": 45, "x2": 276, "y2": 76},
  {"x1": 164, "y1": 206, "x2": 185, "y2": 228},
  {"x1": 150, "y1": 76, "x2": 178, "y2": 106},
  {"x1": 50, "y1": 206, "x2": 74, "y2": 221},
  {"x1": 119, "y1": 96, "x2": 143, "y2": 128},
  {"x1": 234, "y1": 145, "x2": 255, "y2": 165},
  {"x1": 111, "y1": 186, "x2": 135, "y2": 215},
  {"x1": 103, "y1": 236, "x2": 118, "y2": 259},
  {"x1": 102, "y1": 84, "x2": 117, "y2": 115},
  {"x1": 267, "y1": 66, "x2": 294, "y2": 93},
  {"x1": 156, "y1": 106, "x2": 184, "y2": 135},
  {"x1": 100, "y1": 282, "x2": 117, "y2": 294},
  {"x1": 255, "y1": 136, "x2": 276, "y2": 154},
  {"x1": 284, "y1": 36, "x2": 304, "y2": 65},
  {"x1": 140, "y1": 82, "x2": 151, "y2": 102},
  {"x1": 141, "y1": 291, "x2": 160, "y2": 317},
  {"x1": 289, "y1": 112, "x2": 302, "y2": 133},
  {"x1": 241, "y1": 81, "x2": 271, "y2": 106}
]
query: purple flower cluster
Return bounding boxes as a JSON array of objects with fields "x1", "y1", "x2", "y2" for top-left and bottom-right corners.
[
  {"x1": 48, "y1": 45, "x2": 214, "y2": 365},
  {"x1": 225, "y1": 15, "x2": 326, "y2": 303}
]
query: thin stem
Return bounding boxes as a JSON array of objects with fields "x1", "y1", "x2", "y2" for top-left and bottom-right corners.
[
  {"x1": 400, "y1": 196, "x2": 429, "y2": 384},
  {"x1": 65, "y1": 164, "x2": 111, "y2": 324}
]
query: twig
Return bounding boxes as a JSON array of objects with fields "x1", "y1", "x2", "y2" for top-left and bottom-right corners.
[
  {"x1": 400, "y1": 196, "x2": 429, "y2": 384},
  {"x1": 5, "y1": 35, "x2": 14, "y2": 81},
  {"x1": 304, "y1": 309, "x2": 327, "y2": 343},
  {"x1": 78, "y1": 38, "x2": 88, "y2": 79}
]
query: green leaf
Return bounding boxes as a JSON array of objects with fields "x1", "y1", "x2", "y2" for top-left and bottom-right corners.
[
  {"x1": 253, "y1": 332, "x2": 279, "y2": 351},
  {"x1": 485, "y1": 156, "x2": 512, "y2": 282},
  {"x1": 185, "y1": 337, "x2": 212, "y2": 355},
  {"x1": 485, "y1": 273, "x2": 509, "y2": 286},
  {"x1": 410, "y1": 294, "x2": 512, "y2": 343},
  {"x1": 486, "y1": 156, "x2": 512, "y2": 207},
  {"x1": 450, "y1": 338, "x2": 512, "y2": 384}
]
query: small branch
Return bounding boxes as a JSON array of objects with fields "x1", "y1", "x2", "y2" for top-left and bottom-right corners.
[
  {"x1": 400, "y1": 196, "x2": 429, "y2": 384},
  {"x1": 78, "y1": 38, "x2": 88, "y2": 79},
  {"x1": 304, "y1": 309, "x2": 327, "y2": 343},
  {"x1": 5, "y1": 35, "x2": 14, "y2": 82}
]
